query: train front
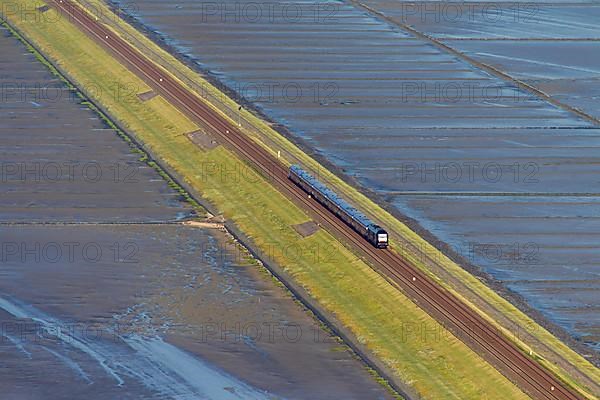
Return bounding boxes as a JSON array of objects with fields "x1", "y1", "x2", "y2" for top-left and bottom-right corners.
[{"x1": 376, "y1": 228, "x2": 389, "y2": 248}]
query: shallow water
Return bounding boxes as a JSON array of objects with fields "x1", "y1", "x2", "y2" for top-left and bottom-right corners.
[{"x1": 0, "y1": 296, "x2": 273, "y2": 399}]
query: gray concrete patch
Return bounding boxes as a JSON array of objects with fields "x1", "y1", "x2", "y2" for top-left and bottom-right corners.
[
  {"x1": 137, "y1": 90, "x2": 158, "y2": 101},
  {"x1": 293, "y1": 220, "x2": 320, "y2": 237},
  {"x1": 187, "y1": 129, "x2": 219, "y2": 150}
]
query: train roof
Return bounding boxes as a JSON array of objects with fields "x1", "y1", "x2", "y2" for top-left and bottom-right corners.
[{"x1": 290, "y1": 165, "x2": 383, "y2": 231}]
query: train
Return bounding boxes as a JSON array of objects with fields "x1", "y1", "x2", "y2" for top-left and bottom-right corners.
[{"x1": 289, "y1": 165, "x2": 389, "y2": 248}]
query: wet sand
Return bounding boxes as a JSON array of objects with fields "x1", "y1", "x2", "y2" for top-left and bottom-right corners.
[
  {"x1": 0, "y1": 225, "x2": 393, "y2": 399},
  {"x1": 368, "y1": 0, "x2": 600, "y2": 122},
  {"x1": 108, "y1": 0, "x2": 600, "y2": 351},
  {"x1": 0, "y1": 26, "x2": 394, "y2": 399}
]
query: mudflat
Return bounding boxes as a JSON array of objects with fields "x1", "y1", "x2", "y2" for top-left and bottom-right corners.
[{"x1": 0, "y1": 27, "x2": 394, "y2": 399}]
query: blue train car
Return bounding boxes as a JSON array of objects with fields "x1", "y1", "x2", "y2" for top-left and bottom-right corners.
[{"x1": 289, "y1": 165, "x2": 388, "y2": 248}]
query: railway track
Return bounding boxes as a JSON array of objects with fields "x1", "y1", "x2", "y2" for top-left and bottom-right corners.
[{"x1": 45, "y1": 2, "x2": 588, "y2": 399}]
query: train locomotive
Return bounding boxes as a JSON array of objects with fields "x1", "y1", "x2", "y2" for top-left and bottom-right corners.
[{"x1": 289, "y1": 165, "x2": 389, "y2": 248}]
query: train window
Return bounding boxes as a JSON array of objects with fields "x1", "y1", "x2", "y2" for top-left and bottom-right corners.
[{"x1": 378, "y1": 233, "x2": 388, "y2": 243}]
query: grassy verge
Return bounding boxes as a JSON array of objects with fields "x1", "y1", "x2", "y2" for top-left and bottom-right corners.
[
  {"x1": 72, "y1": 0, "x2": 600, "y2": 394},
  {"x1": 0, "y1": 1, "x2": 585, "y2": 398}
]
